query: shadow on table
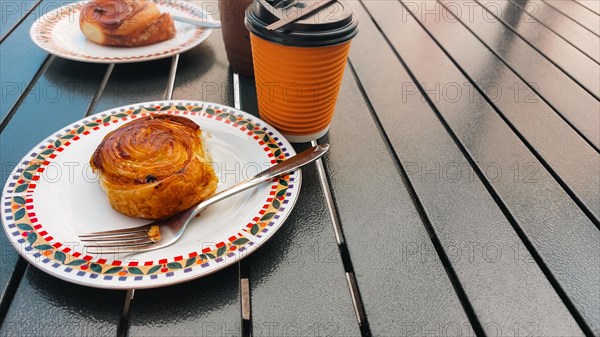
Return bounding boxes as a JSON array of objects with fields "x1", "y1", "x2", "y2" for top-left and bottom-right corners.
[
  {"x1": 174, "y1": 34, "x2": 234, "y2": 104},
  {"x1": 179, "y1": 40, "x2": 218, "y2": 79},
  {"x1": 44, "y1": 41, "x2": 219, "y2": 113}
]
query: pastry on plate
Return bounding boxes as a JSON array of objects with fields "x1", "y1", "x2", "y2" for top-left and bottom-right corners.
[
  {"x1": 80, "y1": 0, "x2": 176, "y2": 47},
  {"x1": 90, "y1": 114, "x2": 218, "y2": 219}
]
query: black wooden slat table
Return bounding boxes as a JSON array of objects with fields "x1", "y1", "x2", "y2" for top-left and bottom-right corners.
[{"x1": 1, "y1": 0, "x2": 598, "y2": 336}]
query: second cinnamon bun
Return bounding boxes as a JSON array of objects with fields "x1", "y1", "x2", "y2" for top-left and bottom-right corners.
[{"x1": 80, "y1": 0, "x2": 176, "y2": 47}]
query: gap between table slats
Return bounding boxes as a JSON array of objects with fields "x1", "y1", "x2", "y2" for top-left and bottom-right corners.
[
  {"x1": 233, "y1": 72, "x2": 252, "y2": 337},
  {"x1": 311, "y1": 138, "x2": 371, "y2": 335}
]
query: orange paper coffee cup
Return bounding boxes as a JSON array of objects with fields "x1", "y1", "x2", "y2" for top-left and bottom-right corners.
[
  {"x1": 245, "y1": 0, "x2": 358, "y2": 143},
  {"x1": 250, "y1": 34, "x2": 351, "y2": 142}
]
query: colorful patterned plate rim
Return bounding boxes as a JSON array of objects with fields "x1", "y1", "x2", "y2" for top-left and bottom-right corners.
[
  {"x1": 29, "y1": 0, "x2": 213, "y2": 63},
  {"x1": 1, "y1": 101, "x2": 301, "y2": 289}
]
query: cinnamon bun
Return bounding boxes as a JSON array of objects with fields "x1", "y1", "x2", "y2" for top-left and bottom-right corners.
[
  {"x1": 80, "y1": 0, "x2": 176, "y2": 47},
  {"x1": 90, "y1": 115, "x2": 218, "y2": 219}
]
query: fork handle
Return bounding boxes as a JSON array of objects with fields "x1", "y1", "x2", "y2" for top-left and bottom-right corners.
[{"x1": 189, "y1": 144, "x2": 329, "y2": 218}]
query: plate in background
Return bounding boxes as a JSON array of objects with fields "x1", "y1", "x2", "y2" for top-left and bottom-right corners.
[{"x1": 30, "y1": 0, "x2": 212, "y2": 63}]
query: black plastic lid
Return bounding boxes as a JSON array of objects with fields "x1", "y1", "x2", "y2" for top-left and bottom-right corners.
[{"x1": 245, "y1": 0, "x2": 358, "y2": 47}]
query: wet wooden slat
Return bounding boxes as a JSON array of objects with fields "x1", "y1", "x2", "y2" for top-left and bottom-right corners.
[
  {"x1": 349, "y1": 0, "x2": 585, "y2": 334},
  {"x1": 321, "y1": 65, "x2": 474, "y2": 335},
  {"x1": 462, "y1": 0, "x2": 600, "y2": 149},
  {"x1": 476, "y1": 0, "x2": 600, "y2": 97},
  {"x1": 508, "y1": 0, "x2": 599, "y2": 63},
  {"x1": 405, "y1": 0, "x2": 600, "y2": 220},
  {"x1": 543, "y1": 0, "x2": 600, "y2": 35},
  {"x1": 0, "y1": 57, "x2": 122, "y2": 336},
  {"x1": 438, "y1": 0, "x2": 600, "y2": 209}
]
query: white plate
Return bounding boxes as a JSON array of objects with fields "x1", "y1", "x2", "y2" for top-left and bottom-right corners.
[
  {"x1": 30, "y1": 0, "x2": 212, "y2": 63},
  {"x1": 1, "y1": 101, "x2": 301, "y2": 289}
]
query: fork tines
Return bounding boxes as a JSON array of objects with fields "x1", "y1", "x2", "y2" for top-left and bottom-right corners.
[{"x1": 79, "y1": 225, "x2": 153, "y2": 253}]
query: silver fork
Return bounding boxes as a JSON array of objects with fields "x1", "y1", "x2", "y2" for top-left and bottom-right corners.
[{"x1": 80, "y1": 144, "x2": 329, "y2": 255}]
